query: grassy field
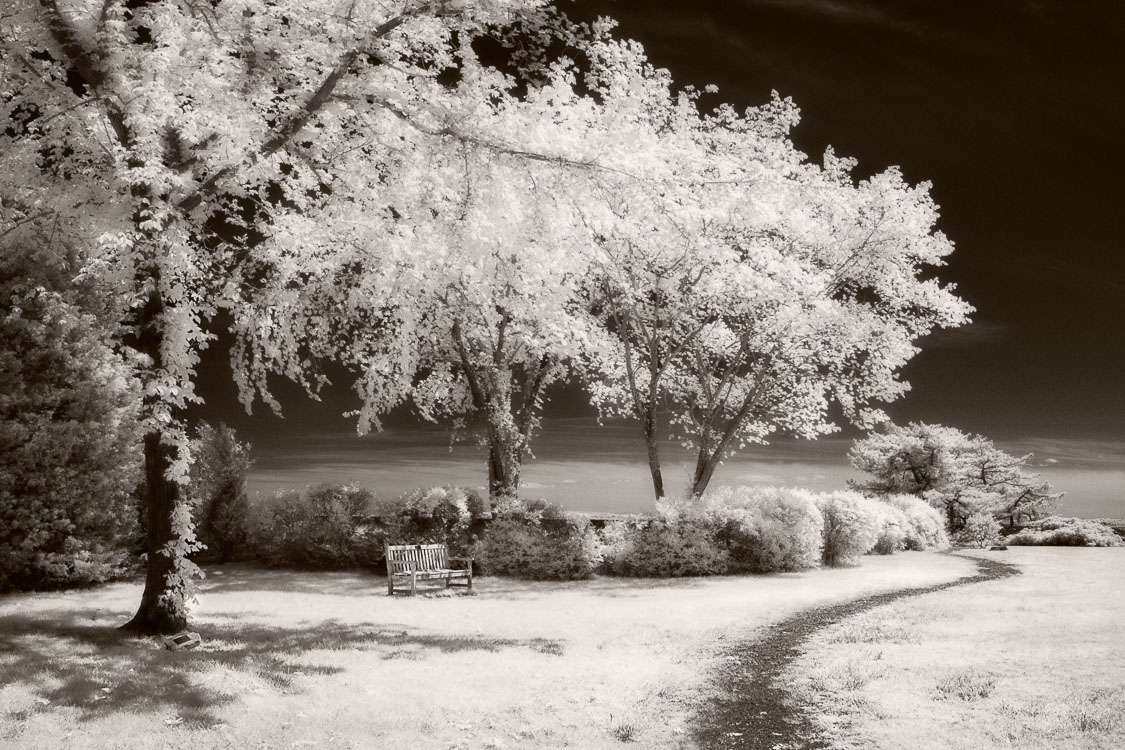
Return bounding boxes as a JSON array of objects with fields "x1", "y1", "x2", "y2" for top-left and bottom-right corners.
[
  {"x1": 786, "y1": 547, "x2": 1125, "y2": 750},
  {"x1": 0, "y1": 554, "x2": 974, "y2": 750}
]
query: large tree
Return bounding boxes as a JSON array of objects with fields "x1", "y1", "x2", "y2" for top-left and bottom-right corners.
[
  {"x1": 583, "y1": 87, "x2": 973, "y2": 499},
  {"x1": 231, "y1": 22, "x2": 697, "y2": 502},
  {"x1": 848, "y1": 421, "x2": 1061, "y2": 530},
  {"x1": 0, "y1": 0, "x2": 569, "y2": 633}
]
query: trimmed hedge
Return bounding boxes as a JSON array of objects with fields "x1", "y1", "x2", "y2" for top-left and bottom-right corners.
[
  {"x1": 243, "y1": 483, "x2": 957, "y2": 579},
  {"x1": 472, "y1": 498, "x2": 603, "y2": 580},
  {"x1": 1005, "y1": 517, "x2": 1122, "y2": 547},
  {"x1": 871, "y1": 502, "x2": 910, "y2": 555},
  {"x1": 372, "y1": 485, "x2": 488, "y2": 558},
  {"x1": 880, "y1": 494, "x2": 951, "y2": 551},
  {"x1": 601, "y1": 504, "x2": 728, "y2": 577},
  {"x1": 248, "y1": 484, "x2": 379, "y2": 568},
  {"x1": 817, "y1": 491, "x2": 883, "y2": 567},
  {"x1": 704, "y1": 487, "x2": 824, "y2": 573}
]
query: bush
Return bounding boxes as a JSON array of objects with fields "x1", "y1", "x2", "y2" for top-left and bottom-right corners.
[
  {"x1": 1005, "y1": 517, "x2": 1122, "y2": 547},
  {"x1": 817, "y1": 491, "x2": 883, "y2": 566},
  {"x1": 958, "y1": 511, "x2": 1001, "y2": 548},
  {"x1": 0, "y1": 279, "x2": 143, "y2": 592},
  {"x1": 601, "y1": 502, "x2": 728, "y2": 578},
  {"x1": 249, "y1": 484, "x2": 379, "y2": 568},
  {"x1": 871, "y1": 502, "x2": 910, "y2": 555},
  {"x1": 702, "y1": 487, "x2": 824, "y2": 573},
  {"x1": 472, "y1": 498, "x2": 603, "y2": 580},
  {"x1": 190, "y1": 422, "x2": 252, "y2": 562},
  {"x1": 881, "y1": 494, "x2": 951, "y2": 551},
  {"x1": 373, "y1": 485, "x2": 489, "y2": 559}
]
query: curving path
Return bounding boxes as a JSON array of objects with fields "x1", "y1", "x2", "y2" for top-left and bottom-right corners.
[{"x1": 692, "y1": 554, "x2": 1021, "y2": 750}]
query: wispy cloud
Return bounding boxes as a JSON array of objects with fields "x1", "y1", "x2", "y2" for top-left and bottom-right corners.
[
  {"x1": 917, "y1": 321, "x2": 1010, "y2": 349},
  {"x1": 748, "y1": 0, "x2": 893, "y2": 25}
]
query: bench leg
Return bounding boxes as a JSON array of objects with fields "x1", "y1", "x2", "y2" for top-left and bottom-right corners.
[{"x1": 409, "y1": 573, "x2": 417, "y2": 596}]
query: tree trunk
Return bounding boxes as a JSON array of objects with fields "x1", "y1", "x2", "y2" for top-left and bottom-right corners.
[
  {"x1": 691, "y1": 448, "x2": 721, "y2": 498},
  {"x1": 643, "y1": 408, "x2": 665, "y2": 500},
  {"x1": 120, "y1": 281, "x2": 192, "y2": 635},
  {"x1": 484, "y1": 398, "x2": 523, "y2": 502},
  {"x1": 487, "y1": 437, "x2": 522, "y2": 501},
  {"x1": 946, "y1": 501, "x2": 960, "y2": 533},
  {"x1": 121, "y1": 431, "x2": 189, "y2": 634}
]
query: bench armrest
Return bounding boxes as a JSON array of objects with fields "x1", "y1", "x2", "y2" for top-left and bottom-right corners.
[{"x1": 448, "y1": 556, "x2": 473, "y2": 571}]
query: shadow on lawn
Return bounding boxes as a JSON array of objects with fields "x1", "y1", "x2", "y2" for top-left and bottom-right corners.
[
  {"x1": 196, "y1": 564, "x2": 382, "y2": 596},
  {"x1": 0, "y1": 608, "x2": 563, "y2": 729},
  {"x1": 195, "y1": 563, "x2": 710, "y2": 599}
]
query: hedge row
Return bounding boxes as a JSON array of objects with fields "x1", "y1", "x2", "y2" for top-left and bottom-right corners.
[
  {"x1": 228, "y1": 484, "x2": 949, "y2": 579},
  {"x1": 1004, "y1": 517, "x2": 1122, "y2": 547}
]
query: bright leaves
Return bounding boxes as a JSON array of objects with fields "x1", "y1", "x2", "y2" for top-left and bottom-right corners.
[{"x1": 2, "y1": 1, "x2": 970, "y2": 628}]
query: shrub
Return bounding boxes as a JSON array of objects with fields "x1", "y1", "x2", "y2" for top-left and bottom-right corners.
[
  {"x1": 881, "y1": 494, "x2": 951, "y2": 550},
  {"x1": 600, "y1": 502, "x2": 728, "y2": 578},
  {"x1": 702, "y1": 487, "x2": 824, "y2": 573},
  {"x1": 817, "y1": 491, "x2": 883, "y2": 566},
  {"x1": 958, "y1": 511, "x2": 1001, "y2": 548},
  {"x1": 1005, "y1": 517, "x2": 1122, "y2": 547},
  {"x1": 472, "y1": 498, "x2": 603, "y2": 580},
  {"x1": 373, "y1": 485, "x2": 489, "y2": 558},
  {"x1": 190, "y1": 422, "x2": 252, "y2": 562},
  {"x1": 871, "y1": 502, "x2": 910, "y2": 555},
  {"x1": 250, "y1": 484, "x2": 379, "y2": 568},
  {"x1": 0, "y1": 279, "x2": 143, "y2": 592}
]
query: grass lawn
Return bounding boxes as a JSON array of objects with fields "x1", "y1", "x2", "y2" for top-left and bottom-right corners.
[
  {"x1": 786, "y1": 547, "x2": 1125, "y2": 750},
  {"x1": 0, "y1": 553, "x2": 973, "y2": 749}
]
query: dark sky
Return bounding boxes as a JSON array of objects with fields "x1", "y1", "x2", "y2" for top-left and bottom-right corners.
[
  {"x1": 573, "y1": 0, "x2": 1125, "y2": 442},
  {"x1": 194, "y1": 1, "x2": 1125, "y2": 511}
]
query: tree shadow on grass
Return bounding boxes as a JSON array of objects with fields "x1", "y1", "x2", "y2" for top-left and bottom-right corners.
[
  {"x1": 194, "y1": 564, "x2": 710, "y2": 599},
  {"x1": 194, "y1": 563, "x2": 383, "y2": 596},
  {"x1": 0, "y1": 608, "x2": 564, "y2": 731}
]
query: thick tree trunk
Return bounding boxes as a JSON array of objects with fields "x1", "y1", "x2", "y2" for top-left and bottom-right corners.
[
  {"x1": 120, "y1": 282, "x2": 191, "y2": 635},
  {"x1": 487, "y1": 437, "x2": 522, "y2": 501},
  {"x1": 121, "y1": 431, "x2": 189, "y2": 634}
]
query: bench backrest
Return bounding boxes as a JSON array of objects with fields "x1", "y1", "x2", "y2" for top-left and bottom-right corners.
[{"x1": 385, "y1": 543, "x2": 449, "y2": 571}]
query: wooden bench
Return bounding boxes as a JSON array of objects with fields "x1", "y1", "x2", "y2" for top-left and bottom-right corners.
[{"x1": 384, "y1": 543, "x2": 473, "y2": 596}]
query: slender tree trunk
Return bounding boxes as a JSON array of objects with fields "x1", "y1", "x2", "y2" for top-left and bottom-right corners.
[
  {"x1": 643, "y1": 408, "x2": 665, "y2": 499},
  {"x1": 691, "y1": 448, "x2": 721, "y2": 498}
]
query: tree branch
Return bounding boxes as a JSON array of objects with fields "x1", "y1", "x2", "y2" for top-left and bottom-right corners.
[
  {"x1": 177, "y1": 11, "x2": 415, "y2": 214},
  {"x1": 451, "y1": 321, "x2": 487, "y2": 411},
  {"x1": 36, "y1": 0, "x2": 132, "y2": 148}
]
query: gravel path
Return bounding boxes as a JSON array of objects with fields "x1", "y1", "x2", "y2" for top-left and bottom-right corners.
[{"x1": 692, "y1": 554, "x2": 1021, "y2": 750}]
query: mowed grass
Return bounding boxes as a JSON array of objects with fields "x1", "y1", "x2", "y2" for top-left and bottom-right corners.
[
  {"x1": 787, "y1": 547, "x2": 1125, "y2": 750},
  {"x1": 0, "y1": 554, "x2": 973, "y2": 750}
]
